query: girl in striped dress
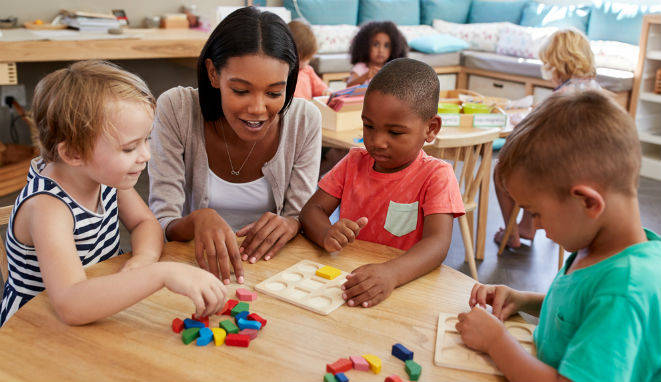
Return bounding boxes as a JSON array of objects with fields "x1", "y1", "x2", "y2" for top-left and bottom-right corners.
[{"x1": 1, "y1": 61, "x2": 227, "y2": 327}]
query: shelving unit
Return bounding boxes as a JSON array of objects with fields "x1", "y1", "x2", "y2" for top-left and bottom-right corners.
[{"x1": 631, "y1": 14, "x2": 661, "y2": 180}]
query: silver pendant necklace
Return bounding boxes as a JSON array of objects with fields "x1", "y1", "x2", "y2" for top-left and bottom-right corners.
[{"x1": 218, "y1": 120, "x2": 257, "y2": 176}]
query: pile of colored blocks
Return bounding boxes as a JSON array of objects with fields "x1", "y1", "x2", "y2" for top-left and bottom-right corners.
[
  {"x1": 323, "y1": 343, "x2": 421, "y2": 382},
  {"x1": 170, "y1": 288, "x2": 266, "y2": 347}
]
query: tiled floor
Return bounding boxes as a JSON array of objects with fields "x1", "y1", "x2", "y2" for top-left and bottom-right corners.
[{"x1": 2, "y1": 159, "x2": 660, "y2": 294}]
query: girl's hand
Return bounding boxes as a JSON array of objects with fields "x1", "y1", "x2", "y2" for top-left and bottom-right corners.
[
  {"x1": 322, "y1": 217, "x2": 368, "y2": 252},
  {"x1": 366, "y1": 65, "x2": 381, "y2": 79},
  {"x1": 469, "y1": 283, "x2": 524, "y2": 321},
  {"x1": 341, "y1": 262, "x2": 395, "y2": 308},
  {"x1": 162, "y1": 262, "x2": 228, "y2": 318},
  {"x1": 456, "y1": 306, "x2": 507, "y2": 353},
  {"x1": 236, "y1": 212, "x2": 299, "y2": 263},
  {"x1": 191, "y1": 208, "x2": 243, "y2": 285}
]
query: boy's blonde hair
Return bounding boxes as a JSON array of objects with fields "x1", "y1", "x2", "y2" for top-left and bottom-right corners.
[
  {"x1": 288, "y1": 20, "x2": 317, "y2": 61},
  {"x1": 32, "y1": 60, "x2": 155, "y2": 163},
  {"x1": 539, "y1": 28, "x2": 596, "y2": 82},
  {"x1": 496, "y1": 90, "x2": 641, "y2": 198}
]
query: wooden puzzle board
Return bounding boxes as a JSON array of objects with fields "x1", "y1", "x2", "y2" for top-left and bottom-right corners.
[
  {"x1": 255, "y1": 260, "x2": 348, "y2": 315},
  {"x1": 434, "y1": 312, "x2": 537, "y2": 375}
]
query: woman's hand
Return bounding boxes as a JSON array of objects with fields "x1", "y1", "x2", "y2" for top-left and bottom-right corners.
[
  {"x1": 191, "y1": 208, "x2": 244, "y2": 285},
  {"x1": 236, "y1": 212, "x2": 300, "y2": 263}
]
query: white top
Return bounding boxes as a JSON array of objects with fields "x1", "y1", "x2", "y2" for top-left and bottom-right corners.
[{"x1": 207, "y1": 170, "x2": 277, "y2": 232}]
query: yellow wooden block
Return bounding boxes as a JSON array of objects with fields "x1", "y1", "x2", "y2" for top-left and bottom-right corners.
[
  {"x1": 315, "y1": 265, "x2": 342, "y2": 280},
  {"x1": 212, "y1": 328, "x2": 226, "y2": 346},
  {"x1": 362, "y1": 353, "x2": 381, "y2": 374}
]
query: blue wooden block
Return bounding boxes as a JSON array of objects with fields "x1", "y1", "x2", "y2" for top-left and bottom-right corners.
[
  {"x1": 235, "y1": 311, "x2": 249, "y2": 321},
  {"x1": 184, "y1": 318, "x2": 205, "y2": 329},
  {"x1": 196, "y1": 327, "x2": 213, "y2": 346},
  {"x1": 392, "y1": 343, "x2": 414, "y2": 361},
  {"x1": 237, "y1": 317, "x2": 262, "y2": 330},
  {"x1": 334, "y1": 372, "x2": 349, "y2": 382}
]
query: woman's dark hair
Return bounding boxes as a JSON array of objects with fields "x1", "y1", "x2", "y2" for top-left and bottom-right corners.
[
  {"x1": 349, "y1": 21, "x2": 408, "y2": 65},
  {"x1": 197, "y1": 7, "x2": 299, "y2": 121}
]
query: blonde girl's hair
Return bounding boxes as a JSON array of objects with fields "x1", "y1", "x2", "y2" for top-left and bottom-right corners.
[
  {"x1": 32, "y1": 60, "x2": 156, "y2": 163},
  {"x1": 539, "y1": 28, "x2": 596, "y2": 82},
  {"x1": 288, "y1": 20, "x2": 318, "y2": 62}
]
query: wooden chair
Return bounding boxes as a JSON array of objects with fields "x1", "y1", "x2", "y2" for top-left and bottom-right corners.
[
  {"x1": 497, "y1": 203, "x2": 565, "y2": 270},
  {"x1": 424, "y1": 127, "x2": 500, "y2": 280},
  {"x1": 1, "y1": 205, "x2": 12, "y2": 287}
]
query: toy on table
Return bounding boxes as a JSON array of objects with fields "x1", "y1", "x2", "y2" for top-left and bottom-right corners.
[{"x1": 326, "y1": 84, "x2": 367, "y2": 112}]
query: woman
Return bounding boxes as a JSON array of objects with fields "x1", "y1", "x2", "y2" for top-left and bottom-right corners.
[{"x1": 149, "y1": 7, "x2": 322, "y2": 284}]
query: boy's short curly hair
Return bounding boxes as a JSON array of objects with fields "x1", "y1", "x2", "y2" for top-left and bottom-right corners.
[
  {"x1": 539, "y1": 28, "x2": 596, "y2": 82},
  {"x1": 349, "y1": 21, "x2": 408, "y2": 65},
  {"x1": 288, "y1": 20, "x2": 317, "y2": 61},
  {"x1": 496, "y1": 90, "x2": 641, "y2": 198},
  {"x1": 32, "y1": 60, "x2": 155, "y2": 163}
]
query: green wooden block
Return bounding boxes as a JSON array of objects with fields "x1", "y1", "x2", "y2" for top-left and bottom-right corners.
[
  {"x1": 230, "y1": 302, "x2": 249, "y2": 317},
  {"x1": 182, "y1": 327, "x2": 200, "y2": 345},
  {"x1": 323, "y1": 373, "x2": 335, "y2": 382},
  {"x1": 405, "y1": 359, "x2": 421, "y2": 381},
  {"x1": 219, "y1": 319, "x2": 239, "y2": 334}
]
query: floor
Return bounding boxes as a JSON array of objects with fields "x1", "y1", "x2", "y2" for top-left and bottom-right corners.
[{"x1": 2, "y1": 157, "x2": 660, "y2": 294}]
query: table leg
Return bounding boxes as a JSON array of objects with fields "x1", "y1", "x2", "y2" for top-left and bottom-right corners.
[{"x1": 475, "y1": 142, "x2": 493, "y2": 261}]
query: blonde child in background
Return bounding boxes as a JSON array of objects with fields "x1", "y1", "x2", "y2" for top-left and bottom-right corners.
[
  {"x1": 494, "y1": 27, "x2": 602, "y2": 249},
  {"x1": 288, "y1": 20, "x2": 328, "y2": 100},
  {"x1": 301, "y1": 58, "x2": 464, "y2": 308},
  {"x1": 0, "y1": 61, "x2": 227, "y2": 327},
  {"x1": 346, "y1": 21, "x2": 408, "y2": 87},
  {"x1": 456, "y1": 91, "x2": 661, "y2": 382}
]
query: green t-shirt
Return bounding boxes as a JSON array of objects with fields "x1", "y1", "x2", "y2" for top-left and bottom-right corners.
[{"x1": 534, "y1": 229, "x2": 661, "y2": 382}]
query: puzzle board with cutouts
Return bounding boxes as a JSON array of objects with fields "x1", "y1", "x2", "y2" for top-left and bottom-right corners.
[
  {"x1": 254, "y1": 260, "x2": 348, "y2": 315},
  {"x1": 434, "y1": 312, "x2": 537, "y2": 375}
]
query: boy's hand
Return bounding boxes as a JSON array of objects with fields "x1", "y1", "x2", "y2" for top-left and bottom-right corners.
[
  {"x1": 163, "y1": 263, "x2": 228, "y2": 318},
  {"x1": 456, "y1": 306, "x2": 507, "y2": 353},
  {"x1": 341, "y1": 263, "x2": 396, "y2": 308},
  {"x1": 469, "y1": 283, "x2": 523, "y2": 321},
  {"x1": 322, "y1": 217, "x2": 368, "y2": 252}
]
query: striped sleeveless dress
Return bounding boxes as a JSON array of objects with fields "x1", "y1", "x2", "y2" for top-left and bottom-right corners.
[{"x1": 1, "y1": 158, "x2": 120, "y2": 326}]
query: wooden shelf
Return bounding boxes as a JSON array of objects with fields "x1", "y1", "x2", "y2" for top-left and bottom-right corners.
[
  {"x1": 639, "y1": 131, "x2": 661, "y2": 145},
  {"x1": 647, "y1": 50, "x2": 661, "y2": 60},
  {"x1": 640, "y1": 91, "x2": 661, "y2": 104},
  {"x1": 641, "y1": 153, "x2": 661, "y2": 180}
]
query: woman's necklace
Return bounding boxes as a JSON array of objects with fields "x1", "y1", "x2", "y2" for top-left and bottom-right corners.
[{"x1": 218, "y1": 120, "x2": 257, "y2": 176}]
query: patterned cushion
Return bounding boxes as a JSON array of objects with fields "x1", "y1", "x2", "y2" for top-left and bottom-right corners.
[
  {"x1": 432, "y1": 19, "x2": 509, "y2": 52},
  {"x1": 398, "y1": 25, "x2": 439, "y2": 43},
  {"x1": 311, "y1": 25, "x2": 358, "y2": 54},
  {"x1": 591, "y1": 40, "x2": 639, "y2": 72},
  {"x1": 496, "y1": 24, "x2": 557, "y2": 59}
]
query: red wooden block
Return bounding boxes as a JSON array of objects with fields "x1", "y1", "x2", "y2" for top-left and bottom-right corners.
[
  {"x1": 225, "y1": 333, "x2": 251, "y2": 347},
  {"x1": 171, "y1": 318, "x2": 184, "y2": 333},
  {"x1": 385, "y1": 375, "x2": 403, "y2": 382},
  {"x1": 326, "y1": 358, "x2": 352, "y2": 374},
  {"x1": 247, "y1": 313, "x2": 267, "y2": 328},
  {"x1": 218, "y1": 299, "x2": 239, "y2": 316},
  {"x1": 239, "y1": 328, "x2": 259, "y2": 340},
  {"x1": 191, "y1": 314, "x2": 209, "y2": 327}
]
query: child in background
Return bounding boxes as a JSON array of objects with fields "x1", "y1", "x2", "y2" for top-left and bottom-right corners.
[
  {"x1": 346, "y1": 21, "x2": 408, "y2": 87},
  {"x1": 456, "y1": 91, "x2": 661, "y2": 382},
  {"x1": 301, "y1": 58, "x2": 464, "y2": 308},
  {"x1": 0, "y1": 61, "x2": 227, "y2": 327},
  {"x1": 494, "y1": 27, "x2": 602, "y2": 249},
  {"x1": 288, "y1": 20, "x2": 328, "y2": 100}
]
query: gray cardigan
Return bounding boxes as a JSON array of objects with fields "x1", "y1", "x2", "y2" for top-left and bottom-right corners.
[{"x1": 148, "y1": 86, "x2": 322, "y2": 236}]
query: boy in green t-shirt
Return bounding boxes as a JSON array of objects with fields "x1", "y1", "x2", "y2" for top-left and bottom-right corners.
[{"x1": 454, "y1": 90, "x2": 661, "y2": 382}]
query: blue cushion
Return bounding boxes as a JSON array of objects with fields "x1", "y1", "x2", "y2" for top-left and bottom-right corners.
[
  {"x1": 468, "y1": 0, "x2": 529, "y2": 24},
  {"x1": 358, "y1": 0, "x2": 420, "y2": 26},
  {"x1": 420, "y1": 0, "x2": 472, "y2": 25},
  {"x1": 520, "y1": 3, "x2": 591, "y2": 33},
  {"x1": 409, "y1": 34, "x2": 469, "y2": 54},
  {"x1": 587, "y1": 1, "x2": 661, "y2": 45},
  {"x1": 284, "y1": 0, "x2": 359, "y2": 25}
]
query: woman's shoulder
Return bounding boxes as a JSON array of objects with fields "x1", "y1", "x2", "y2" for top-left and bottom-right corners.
[
  {"x1": 283, "y1": 98, "x2": 322, "y2": 130},
  {"x1": 156, "y1": 86, "x2": 200, "y2": 113}
]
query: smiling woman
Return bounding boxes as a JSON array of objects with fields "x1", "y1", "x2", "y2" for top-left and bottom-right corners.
[{"x1": 148, "y1": 7, "x2": 322, "y2": 285}]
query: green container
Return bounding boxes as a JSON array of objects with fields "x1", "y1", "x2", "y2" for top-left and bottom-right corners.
[
  {"x1": 462, "y1": 102, "x2": 492, "y2": 114},
  {"x1": 437, "y1": 102, "x2": 461, "y2": 114}
]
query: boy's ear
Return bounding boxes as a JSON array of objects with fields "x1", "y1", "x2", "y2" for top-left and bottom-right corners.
[
  {"x1": 205, "y1": 58, "x2": 220, "y2": 88},
  {"x1": 425, "y1": 115, "x2": 442, "y2": 143},
  {"x1": 570, "y1": 185, "x2": 605, "y2": 219},
  {"x1": 56, "y1": 142, "x2": 84, "y2": 167}
]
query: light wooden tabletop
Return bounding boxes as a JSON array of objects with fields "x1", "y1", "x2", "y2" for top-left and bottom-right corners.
[{"x1": 0, "y1": 235, "x2": 508, "y2": 381}]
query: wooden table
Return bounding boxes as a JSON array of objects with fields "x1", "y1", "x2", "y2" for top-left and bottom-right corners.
[{"x1": 0, "y1": 235, "x2": 508, "y2": 381}]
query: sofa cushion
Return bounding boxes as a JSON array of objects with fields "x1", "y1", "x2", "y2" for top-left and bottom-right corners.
[
  {"x1": 591, "y1": 40, "x2": 639, "y2": 72},
  {"x1": 420, "y1": 0, "x2": 472, "y2": 25},
  {"x1": 311, "y1": 51, "x2": 461, "y2": 74},
  {"x1": 284, "y1": 0, "x2": 359, "y2": 25},
  {"x1": 468, "y1": 0, "x2": 528, "y2": 24},
  {"x1": 311, "y1": 25, "x2": 358, "y2": 54},
  {"x1": 520, "y1": 3, "x2": 591, "y2": 32},
  {"x1": 398, "y1": 25, "x2": 438, "y2": 42},
  {"x1": 496, "y1": 24, "x2": 557, "y2": 59},
  {"x1": 410, "y1": 34, "x2": 469, "y2": 54},
  {"x1": 433, "y1": 19, "x2": 509, "y2": 52},
  {"x1": 587, "y1": 1, "x2": 661, "y2": 45},
  {"x1": 358, "y1": 0, "x2": 420, "y2": 26}
]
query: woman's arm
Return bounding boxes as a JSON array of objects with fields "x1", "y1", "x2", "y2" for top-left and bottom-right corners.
[{"x1": 117, "y1": 188, "x2": 163, "y2": 270}]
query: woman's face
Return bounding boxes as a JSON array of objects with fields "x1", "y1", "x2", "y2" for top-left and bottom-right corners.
[
  {"x1": 207, "y1": 54, "x2": 290, "y2": 142},
  {"x1": 369, "y1": 32, "x2": 391, "y2": 67}
]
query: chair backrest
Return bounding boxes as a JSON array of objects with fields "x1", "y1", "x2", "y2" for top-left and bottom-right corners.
[{"x1": 0, "y1": 205, "x2": 12, "y2": 286}]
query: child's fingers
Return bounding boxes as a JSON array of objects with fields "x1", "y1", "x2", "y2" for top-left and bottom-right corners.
[
  {"x1": 324, "y1": 237, "x2": 342, "y2": 252},
  {"x1": 200, "y1": 287, "x2": 219, "y2": 318},
  {"x1": 330, "y1": 230, "x2": 350, "y2": 247},
  {"x1": 469, "y1": 283, "x2": 481, "y2": 307},
  {"x1": 359, "y1": 290, "x2": 385, "y2": 308},
  {"x1": 339, "y1": 225, "x2": 356, "y2": 242},
  {"x1": 491, "y1": 286, "x2": 509, "y2": 318},
  {"x1": 499, "y1": 303, "x2": 518, "y2": 321},
  {"x1": 475, "y1": 285, "x2": 493, "y2": 308},
  {"x1": 356, "y1": 216, "x2": 368, "y2": 229},
  {"x1": 341, "y1": 269, "x2": 366, "y2": 290},
  {"x1": 190, "y1": 292, "x2": 206, "y2": 318},
  {"x1": 343, "y1": 276, "x2": 373, "y2": 303},
  {"x1": 349, "y1": 285, "x2": 380, "y2": 307}
]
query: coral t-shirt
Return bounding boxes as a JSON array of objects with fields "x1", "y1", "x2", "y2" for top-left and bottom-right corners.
[
  {"x1": 294, "y1": 64, "x2": 328, "y2": 100},
  {"x1": 318, "y1": 148, "x2": 465, "y2": 250}
]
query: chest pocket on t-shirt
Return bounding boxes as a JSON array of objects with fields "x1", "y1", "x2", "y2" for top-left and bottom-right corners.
[{"x1": 384, "y1": 201, "x2": 418, "y2": 237}]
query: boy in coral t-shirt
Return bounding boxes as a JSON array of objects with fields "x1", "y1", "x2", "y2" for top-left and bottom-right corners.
[{"x1": 301, "y1": 58, "x2": 464, "y2": 308}]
